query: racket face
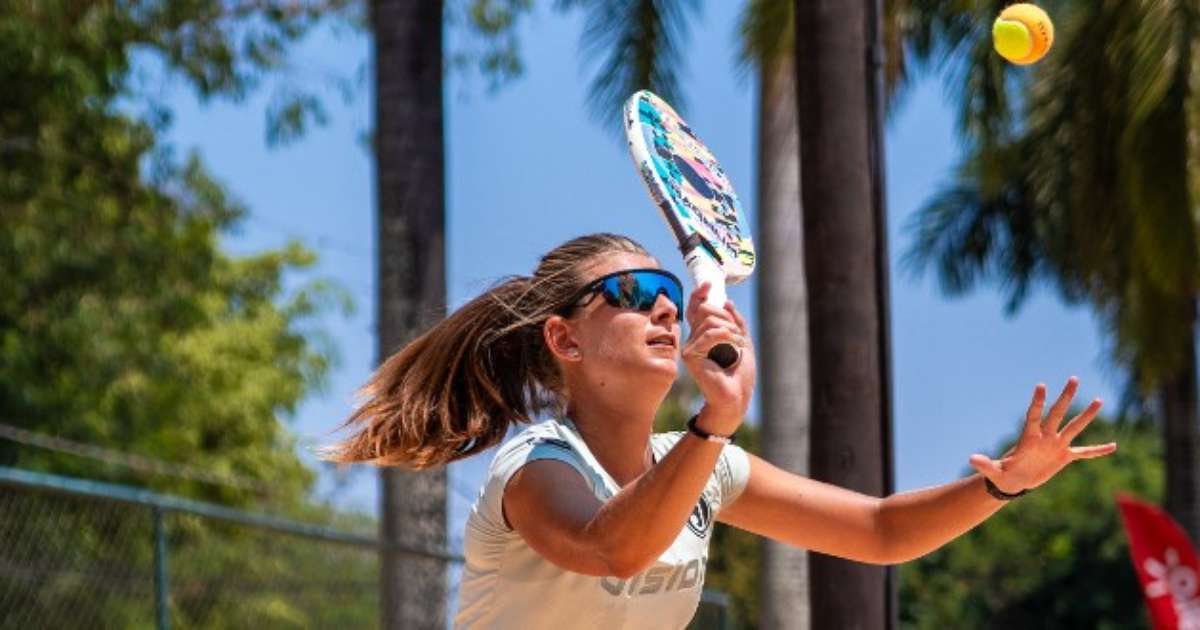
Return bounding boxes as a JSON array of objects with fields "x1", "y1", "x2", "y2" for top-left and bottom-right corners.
[{"x1": 624, "y1": 90, "x2": 756, "y2": 283}]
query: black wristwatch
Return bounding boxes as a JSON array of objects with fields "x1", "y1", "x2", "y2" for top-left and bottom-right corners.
[
  {"x1": 984, "y1": 477, "x2": 1029, "y2": 501},
  {"x1": 686, "y1": 415, "x2": 736, "y2": 445}
]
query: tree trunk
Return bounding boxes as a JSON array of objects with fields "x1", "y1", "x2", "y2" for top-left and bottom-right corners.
[
  {"x1": 373, "y1": 1, "x2": 448, "y2": 628},
  {"x1": 794, "y1": 1, "x2": 892, "y2": 628},
  {"x1": 755, "y1": 49, "x2": 812, "y2": 630},
  {"x1": 1164, "y1": 303, "x2": 1200, "y2": 543},
  {"x1": 866, "y1": 0, "x2": 897, "y2": 621}
]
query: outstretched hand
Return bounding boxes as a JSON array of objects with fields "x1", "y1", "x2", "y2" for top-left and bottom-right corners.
[{"x1": 969, "y1": 377, "x2": 1118, "y2": 495}]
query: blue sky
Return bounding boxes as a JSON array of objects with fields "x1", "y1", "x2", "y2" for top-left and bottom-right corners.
[{"x1": 154, "y1": 3, "x2": 1123, "y2": 543}]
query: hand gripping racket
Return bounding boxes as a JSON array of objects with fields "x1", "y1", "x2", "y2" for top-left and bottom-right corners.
[{"x1": 623, "y1": 90, "x2": 756, "y2": 368}]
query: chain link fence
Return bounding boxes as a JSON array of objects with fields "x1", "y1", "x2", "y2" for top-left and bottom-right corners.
[
  {"x1": 0, "y1": 466, "x2": 733, "y2": 629},
  {"x1": 0, "y1": 467, "x2": 399, "y2": 629}
]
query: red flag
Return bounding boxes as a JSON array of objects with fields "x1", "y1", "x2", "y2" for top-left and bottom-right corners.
[{"x1": 1118, "y1": 494, "x2": 1200, "y2": 630}]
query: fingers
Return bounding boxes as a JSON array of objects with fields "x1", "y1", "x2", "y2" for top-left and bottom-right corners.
[
  {"x1": 1045, "y1": 376, "x2": 1079, "y2": 432},
  {"x1": 1070, "y1": 442, "x2": 1118, "y2": 460},
  {"x1": 688, "y1": 300, "x2": 737, "y2": 332},
  {"x1": 1023, "y1": 378, "x2": 1081, "y2": 435},
  {"x1": 687, "y1": 282, "x2": 745, "y2": 323},
  {"x1": 724, "y1": 301, "x2": 749, "y2": 335},
  {"x1": 1023, "y1": 383, "x2": 1047, "y2": 435},
  {"x1": 685, "y1": 285, "x2": 751, "y2": 355},
  {"x1": 684, "y1": 326, "x2": 744, "y2": 362},
  {"x1": 686, "y1": 282, "x2": 711, "y2": 324},
  {"x1": 969, "y1": 453, "x2": 1003, "y2": 477},
  {"x1": 1058, "y1": 398, "x2": 1103, "y2": 443},
  {"x1": 691, "y1": 312, "x2": 745, "y2": 357},
  {"x1": 689, "y1": 312, "x2": 740, "y2": 342}
]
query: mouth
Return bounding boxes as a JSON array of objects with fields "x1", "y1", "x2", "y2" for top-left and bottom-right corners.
[{"x1": 646, "y1": 333, "x2": 677, "y2": 350}]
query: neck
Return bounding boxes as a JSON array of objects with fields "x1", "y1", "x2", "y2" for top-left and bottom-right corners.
[{"x1": 567, "y1": 394, "x2": 660, "y2": 487}]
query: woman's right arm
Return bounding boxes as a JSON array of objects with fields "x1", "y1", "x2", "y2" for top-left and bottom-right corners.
[
  {"x1": 503, "y1": 423, "x2": 727, "y2": 578},
  {"x1": 503, "y1": 285, "x2": 756, "y2": 578}
]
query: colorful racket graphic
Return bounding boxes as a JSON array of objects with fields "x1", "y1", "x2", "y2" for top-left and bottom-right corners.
[{"x1": 623, "y1": 90, "x2": 756, "y2": 368}]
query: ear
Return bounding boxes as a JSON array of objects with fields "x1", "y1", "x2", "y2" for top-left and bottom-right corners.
[{"x1": 543, "y1": 315, "x2": 583, "y2": 363}]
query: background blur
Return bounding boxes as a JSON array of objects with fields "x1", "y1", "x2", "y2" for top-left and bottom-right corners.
[{"x1": 2, "y1": 0, "x2": 1188, "y2": 628}]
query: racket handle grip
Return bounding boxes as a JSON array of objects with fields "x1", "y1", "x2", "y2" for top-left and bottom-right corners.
[
  {"x1": 707, "y1": 344, "x2": 740, "y2": 369},
  {"x1": 684, "y1": 250, "x2": 740, "y2": 369}
]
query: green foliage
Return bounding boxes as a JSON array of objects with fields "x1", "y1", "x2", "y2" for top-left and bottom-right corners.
[
  {"x1": 164, "y1": 512, "x2": 379, "y2": 628},
  {"x1": 900, "y1": 418, "x2": 1161, "y2": 629},
  {"x1": 902, "y1": 0, "x2": 1200, "y2": 398},
  {"x1": 656, "y1": 378, "x2": 762, "y2": 629},
  {"x1": 464, "y1": 0, "x2": 926, "y2": 130},
  {"x1": 0, "y1": 485, "x2": 380, "y2": 629},
  {"x1": 448, "y1": 0, "x2": 535, "y2": 90},
  {"x1": 0, "y1": 0, "x2": 358, "y2": 145},
  {"x1": 735, "y1": 0, "x2": 792, "y2": 77},
  {"x1": 0, "y1": 3, "x2": 378, "y2": 625},
  {"x1": 454, "y1": 0, "x2": 699, "y2": 129},
  {"x1": 559, "y1": 0, "x2": 700, "y2": 126},
  {"x1": 0, "y1": 0, "x2": 353, "y2": 510}
]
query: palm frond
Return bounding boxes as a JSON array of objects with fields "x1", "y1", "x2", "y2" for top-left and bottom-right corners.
[
  {"x1": 901, "y1": 145, "x2": 1049, "y2": 314},
  {"x1": 901, "y1": 0, "x2": 1060, "y2": 148},
  {"x1": 1126, "y1": 84, "x2": 1197, "y2": 295},
  {"x1": 901, "y1": 0, "x2": 979, "y2": 66},
  {"x1": 734, "y1": 0, "x2": 791, "y2": 78},
  {"x1": 908, "y1": 0, "x2": 1200, "y2": 394},
  {"x1": 882, "y1": 0, "x2": 912, "y2": 111},
  {"x1": 557, "y1": 0, "x2": 699, "y2": 131},
  {"x1": 1124, "y1": 0, "x2": 1185, "y2": 130},
  {"x1": 1109, "y1": 275, "x2": 1196, "y2": 391},
  {"x1": 451, "y1": 0, "x2": 536, "y2": 90}
]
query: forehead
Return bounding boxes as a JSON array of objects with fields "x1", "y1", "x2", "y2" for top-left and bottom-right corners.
[{"x1": 578, "y1": 251, "x2": 659, "y2": 283}]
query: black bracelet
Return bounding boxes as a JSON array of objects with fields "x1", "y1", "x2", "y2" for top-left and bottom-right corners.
[
  {"x1": 984, "y1": 477, "x2": 1029, "y2": 501},
  {"x1": 686, "y1": 414, "x2": 736, "y2": 444}
]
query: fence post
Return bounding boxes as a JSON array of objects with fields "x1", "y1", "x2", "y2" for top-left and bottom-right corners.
[{"x1": 154, "y1": 507, "x2": 169, "y2": 630}]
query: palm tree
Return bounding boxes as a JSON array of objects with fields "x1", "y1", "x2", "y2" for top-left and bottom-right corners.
[
  {"x1": 372, "y1": 1, "x2": 448, "y2": 628},
  {"x1": 792, "y1": 1, "x2": 895, "y2": 628},
  {"x1": 903, "y1": 0, "x2": 1200, "y2": 540},
  {"x1": 736, "y1": 2, "x2": 813, "y2": 628}
]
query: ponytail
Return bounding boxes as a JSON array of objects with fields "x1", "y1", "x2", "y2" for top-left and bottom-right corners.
[{"x1": 321, "y1": 233, "x2": 650, "y2": 469}]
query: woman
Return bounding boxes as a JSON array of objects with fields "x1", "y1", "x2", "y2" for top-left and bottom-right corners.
[{"x1": 324, "y1": 233, "x2": 1117, "y2": 629}]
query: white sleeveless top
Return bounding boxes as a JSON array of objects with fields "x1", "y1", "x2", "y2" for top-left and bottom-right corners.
[{"x1": 453, "y1": 418, "x2": 751, "y2": 630}]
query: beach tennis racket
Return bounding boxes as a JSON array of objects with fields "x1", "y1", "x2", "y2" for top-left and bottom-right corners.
[{"x1": 623, "y1": 90, "x2": 756, "y2": 369}]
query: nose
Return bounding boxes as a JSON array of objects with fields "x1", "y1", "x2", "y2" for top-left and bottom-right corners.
[{"x1": 650, "y1": 292, "x2": 679, "y2": 325}]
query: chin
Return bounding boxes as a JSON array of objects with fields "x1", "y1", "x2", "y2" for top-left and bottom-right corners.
[{"x1": 642, "y1": 355, "x2": 679, "y2": 381}]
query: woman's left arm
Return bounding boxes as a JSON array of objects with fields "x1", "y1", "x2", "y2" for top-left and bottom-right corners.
[{"x1": 718, "y1": 377, "x2": 1118, "y2": 565}]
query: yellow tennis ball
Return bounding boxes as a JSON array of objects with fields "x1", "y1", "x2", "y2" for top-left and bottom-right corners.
[{"x1": 993, "y1": 3, "x2": 1054, "y2": 65}]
